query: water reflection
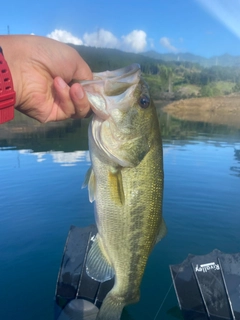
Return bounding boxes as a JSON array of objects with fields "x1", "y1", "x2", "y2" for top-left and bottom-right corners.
[
  {"x1": 234, "y1": 148, "x2": 240, "y2": 161},
  {"x1": 1, "y1": 108, "x2": 240, "y2": 153},
  {"x1": 230, "y1": 148, "x2": 240, "y2": 177},
  {"x1": 0, "y1": 110, "x2": 90, "y2": 152},
  {"x1": 158, "y1": 108, "x2": 240, "y2": 143},
  {"x1": 19, "y1": 149, "x2": 90, "y2": 166}
]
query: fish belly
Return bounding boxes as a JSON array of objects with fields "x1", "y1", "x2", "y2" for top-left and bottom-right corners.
[{"x1": 91, "y1": 140, "x2": 164, "y2": 320}]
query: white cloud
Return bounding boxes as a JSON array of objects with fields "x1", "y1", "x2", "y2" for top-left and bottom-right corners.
[
  {"x1": 46, "y1": 28, "x2": 148, "y2": 52},
  {"x1": 160, "y1": 37, "x2": 178, "y2": 53},
  {"x1": 122, "y1": 30, "x2": 147, "y2": 52},
  {"x1": 83, "y1": 29, "x2": 119, "y2": 48},
  {"x1": 83, "y1": 28, "x2": 147, "y2": 52},
  {"x1": 47, "y1": 29, "x2": 83, "y2": 45}
]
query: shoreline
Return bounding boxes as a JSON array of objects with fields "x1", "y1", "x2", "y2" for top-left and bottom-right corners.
[{"x1": 162, "y1": 94, "x2": 240, "y2": 128}]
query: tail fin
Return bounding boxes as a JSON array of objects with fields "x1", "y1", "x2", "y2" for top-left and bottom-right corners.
[{"x1": 96, "y1": 292, "x2": 125, "y2": 320}]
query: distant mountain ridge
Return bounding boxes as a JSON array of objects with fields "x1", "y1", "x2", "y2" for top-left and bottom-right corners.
[
  {"x1": 141, "y1": 50, "x2": 240, "y2": 68},
  {"x1": 70, "y1": 44, "x2": 240, "y2": 70},
  {"x1": 71, "y1": 44, "x2": 164, "y2": 72},
  {"x1": 69, "y1": 45, "x2": 240, "y2": 101}
]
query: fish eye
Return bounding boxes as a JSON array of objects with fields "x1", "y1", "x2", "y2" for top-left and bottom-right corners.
[{"x1": 138, "y1": 95, "x2": 150, "y2": 109}]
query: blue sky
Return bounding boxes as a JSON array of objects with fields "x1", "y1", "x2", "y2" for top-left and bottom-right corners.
[{"x1": 1, "y1": 0, "x2": 240, "y2": 58}]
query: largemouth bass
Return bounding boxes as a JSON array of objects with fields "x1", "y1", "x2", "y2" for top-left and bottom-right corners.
[{"x1": 81, "y1": 64, "x2": 166, "y2": 320}]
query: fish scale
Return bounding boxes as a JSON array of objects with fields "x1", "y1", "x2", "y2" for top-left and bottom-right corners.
[{"x1": 81, "y1": 64, "x2": 166, "y2": 320}]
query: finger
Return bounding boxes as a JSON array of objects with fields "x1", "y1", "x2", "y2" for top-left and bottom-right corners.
[
  {"x1": 52, "y1": 77, "x2": 75, "y2": 120},
  {"x1": 52, "y1": 77, "x2": 91, "y2": 121},
  {"x1": 69, "y1": 82, "x2": 92, "y2": 118}
]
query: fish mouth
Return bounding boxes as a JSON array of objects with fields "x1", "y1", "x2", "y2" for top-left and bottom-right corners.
[
  {"x1": 80, "y1": 64, "x2": 141, "y2": 119},
  {"x1": 82, "y1": 63, "x2": 141, "y2": 83}
]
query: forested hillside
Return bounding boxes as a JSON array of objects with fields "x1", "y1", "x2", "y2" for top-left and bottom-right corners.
[
  {"x1": 142, "y1": 51, "x2": 240, "y2": 68},
  {"x1": 71, "y1": 45, "x2": 240, "y2": 101}
]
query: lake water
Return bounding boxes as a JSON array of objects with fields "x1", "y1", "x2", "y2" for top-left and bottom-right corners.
[{"x1": 0, "y1": 109, "x2": 240, "y2": 320}]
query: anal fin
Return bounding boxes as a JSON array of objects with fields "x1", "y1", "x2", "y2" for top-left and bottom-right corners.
[{"x1": 86, "y1": 234, "x2": 115, "y2": 282}]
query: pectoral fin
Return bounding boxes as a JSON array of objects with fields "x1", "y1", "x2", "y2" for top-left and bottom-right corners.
[
  {"x1": 86, "y1": 234, "x2": 115, "y2": 282},
  {"x1": 82, "y1": 166, "x2": 96, "y2": 203},
  {"x1": 108, "y1": 168, "x2": 125, "y2": 205}
]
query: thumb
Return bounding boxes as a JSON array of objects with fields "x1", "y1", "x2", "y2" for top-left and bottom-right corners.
[
  {"x1": 69, "y1": 82, "x2": 92, "y2": 118},
  {"x1": 53, "y1": 77, "x2": 91, "y2": 120}
]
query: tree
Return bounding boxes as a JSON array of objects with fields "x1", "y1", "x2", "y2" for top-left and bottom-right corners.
[{"x1": 158, "y1": 65, "x2": 173, "y2": 92}]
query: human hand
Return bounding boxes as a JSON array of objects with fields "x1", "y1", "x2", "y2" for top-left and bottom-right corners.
[{"x1": 0, "y1": 35, "x2": 92, "y2": 122}]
